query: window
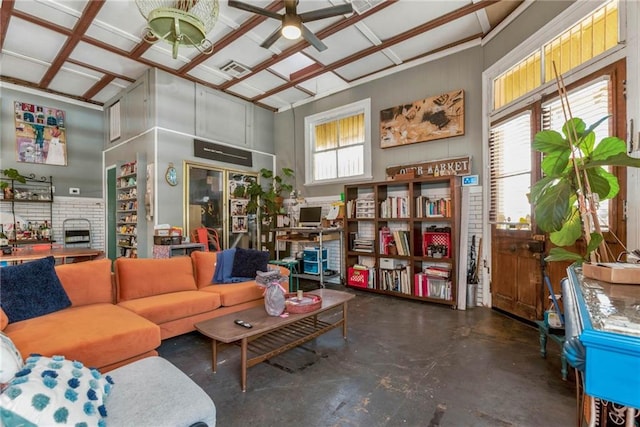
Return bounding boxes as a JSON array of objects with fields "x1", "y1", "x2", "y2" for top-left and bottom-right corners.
[
  {"x1": 542, "y1": 78, "x2": 612, "y2": 229},
  {"x1": 305, "y1": 99, "x2": 371, "y2": 185},
  {"x1": 492, "y1": 0, "x2": 618, "y2": 110},
  {"x1": 489, "y1": 112, "x2": 533, "y2": 227}
]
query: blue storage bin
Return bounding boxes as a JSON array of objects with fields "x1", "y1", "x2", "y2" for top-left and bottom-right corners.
[
  {"x1": 303, "y1": 248, "x2": 328, "y2": 261},
  {"x1": 303, "y1": 260, "x2": 328, "y2": 275}
]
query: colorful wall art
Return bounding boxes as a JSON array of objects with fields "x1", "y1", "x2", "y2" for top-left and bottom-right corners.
[
  {"x1": 380, "y1": 90, "x2": 464, "y2": 148},
  {"x1": 14, "y1": 101, "x2": 67, "y2": 165}
]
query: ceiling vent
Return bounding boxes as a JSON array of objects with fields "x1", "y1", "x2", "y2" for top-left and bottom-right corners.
[
  {"x1": 351, "y1": 0, "x2": 384, "y2": 15},
  {"x1": 221, "y1": 61, "x2": 251, "y2": 78}
]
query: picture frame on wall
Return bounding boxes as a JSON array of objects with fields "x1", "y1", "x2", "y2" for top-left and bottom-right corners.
[
  {"x1": 380, "y1": 89, "x2": 464, "y2": 149},
  {"x1": 14, "y1": 101, "x2": 68, "y2": 165}
]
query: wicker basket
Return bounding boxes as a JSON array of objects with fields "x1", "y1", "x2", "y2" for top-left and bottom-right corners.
[{"x1": 284, "y1": 293, "x2": 322, "y2": 314}]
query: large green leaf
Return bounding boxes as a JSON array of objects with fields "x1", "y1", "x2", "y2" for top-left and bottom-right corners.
[
  {"x1": 549, "y1": 206, "x2": 582, "y2": 246},
  {"x1": 533, "y1": 130, "x2": 567, "y2": 153},
  {"x1": 533, "y1": 178, "x2": 573, "y2": 232},
  {"x1": 541, "y1": 150, "x2": 570, "y2": 177},
  {"x1": 528, "y1": 175, "x2": 556, "y2": 204},
  {"x1": 585, "y1": 167, "x2": 618, "y2": 200},
  {"x1": 545, "y1": 247, "x2": 584, "y2": 263},
  {"x1": 562, "y1": 118, "x2": 586, "y2": 140},
  {"x1": 586, "y1": 152, "x2": 640, "y2": 169},
  {"x1": 591, "y1": 136, "x2": 627, "y2": 160},
  {"x1": 577, "y1": 131, "x2": 595, "y2": 156}
]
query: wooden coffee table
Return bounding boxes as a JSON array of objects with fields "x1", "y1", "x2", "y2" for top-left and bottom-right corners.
[{"x1": 195, "y1": 289, "x2": 355, "y2": 391}]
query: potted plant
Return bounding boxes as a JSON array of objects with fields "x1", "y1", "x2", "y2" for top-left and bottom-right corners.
[
  {"x1": 529, "y1": 116, "x2": 640, "y2": 263},
  {"x1": 0, "y1": 168, "x2": 27, "y2": 199},
  {"x1": 245, "y1": 167, "x2": 295, "y2": 220}
]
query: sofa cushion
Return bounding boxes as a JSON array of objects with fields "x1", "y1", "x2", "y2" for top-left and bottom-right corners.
[
  {"x1": 3, "y1": 304, "x2": 160, "y2": 370},
  {"x1": 117, "y1": 291, "x2": 221, "y2": 324},
  {"x1": 0, "y1": 354, "x2": 113, "y2": 427},
  {"x1": 0, "y1": 256, "x2": 71, "y2": 323},
  {"x1": 191, "y1": 251, "x2": 218, "y2": 288},
  {"x1": 200, "y1": 281, "x2": 264, "y2": 307},
  {"x1": 0, "y1": 331, "x2": 23, "y2": 384},
  {"x1": 115, "y1": 257, "x2": 197, "y2": 302},
  {"x1": 55, "y1": 258, "x2": 114, "y2": 306},
  {"x1": 231, "y1": 247, "x2": 270, "y2": 279}
]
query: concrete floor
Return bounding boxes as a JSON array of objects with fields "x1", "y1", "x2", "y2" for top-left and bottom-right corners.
[{"x1": 158, "y1": 283, "x2": 576, "y2": 427}]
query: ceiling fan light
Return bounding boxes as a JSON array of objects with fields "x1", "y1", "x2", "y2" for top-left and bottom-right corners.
[{"x1": 281, "y1": 15, "x2": 301, "y2": 40}]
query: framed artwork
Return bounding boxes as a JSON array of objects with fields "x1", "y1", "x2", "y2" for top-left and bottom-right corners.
[
  {"x1": 14, "y1": 101, "x2": 68, "y2": 165},
  {"x1": 232, "y1": 216, "x2": 248, "y2": 233},
  {"x1": 380, "y1": 89, "x2": 464, "y2": 148}
]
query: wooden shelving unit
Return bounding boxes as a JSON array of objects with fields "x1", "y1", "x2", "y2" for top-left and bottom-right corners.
[
  {"x1": 116, "y1": 159, "x2": 146, "y2": 258},
  {"x1": 344, "y1": 176, "x2": 460, "y2": 307}
]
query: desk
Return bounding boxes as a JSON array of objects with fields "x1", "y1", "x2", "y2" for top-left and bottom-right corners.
[
  {"x1": 152, "y1": 243, "x2": 205, "y2": 258},
  {"x1": 273, "y1": 227, "x2": 343, "y2": 287},
  {"x1": 0, "y1": 248, "x2": 104, "y2": 265}
]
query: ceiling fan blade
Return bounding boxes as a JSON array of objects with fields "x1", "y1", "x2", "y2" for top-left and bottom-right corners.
[
  {"x1": 260, "y1": 27, "x2": 283, "y2": 50},
  {"x1": 299, "y1": 3, "x2": 353, "y2": 22},
  {"x1": 228, "y1": 0, "x2": 282, "y2": 21},
  {"x1": 301, "y1": 24, "x2": 327, "y2": 52}
]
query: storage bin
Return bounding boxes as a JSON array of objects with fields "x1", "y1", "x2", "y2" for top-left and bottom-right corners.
[
  {"x1": 422, "y1": 231, "x2": 451, "y2": 258},
  {"x1": 303, "y1": 260, "x2": 328, "y2": 275},
  {"x1": 347, "y1": 267, "x2": 369, "y2": 288},
  {"x1": 379, "y1": 257, "x2": 404, "y2": 270},
  {"x1": 303, "y1": 247, "x2": 328, "y2": 262}
]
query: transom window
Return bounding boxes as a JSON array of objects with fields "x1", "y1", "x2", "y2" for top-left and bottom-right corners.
[{"x1": 304, "y1": 99, "x2": 371, "y2": 185}]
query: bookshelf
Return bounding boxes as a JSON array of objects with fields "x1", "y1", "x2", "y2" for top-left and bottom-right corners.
[
  {"x1": 116, "y1": 156, "x2": 146, "y2": 258},
  {"x1": 344, "y1": 176, "x2": 460, "y2": 307}
]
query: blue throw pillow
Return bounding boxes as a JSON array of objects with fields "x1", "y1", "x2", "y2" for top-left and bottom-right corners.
[
  {"x1": 0, "y1": 256, "x2": 71, "y2": 323},
  {"x1": 231, "y1": 247, "x2": 270, "y2": 280},
  {"x1": 213, "y1": 248, "x2": 236, "y2": 284}
]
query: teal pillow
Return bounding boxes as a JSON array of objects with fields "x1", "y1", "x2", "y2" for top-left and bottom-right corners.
[
  {"x1": 0, "y1": 256, "x2": 71, "y2": 323},
  {"x1": 0, "y1": 354, "x2": 113, "y2": 427}
]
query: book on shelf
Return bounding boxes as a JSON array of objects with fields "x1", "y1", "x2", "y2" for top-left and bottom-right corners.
[
  {"x1": 414, "y1": 272, "x2": 451, "y2": 299},
  {"x1": 423, "y1": 265, "x2": 451, "y2": 278},
  {"x1": 380, "y1": 265, "x2": 411, "y2": 294},
  {"x1": 415, "y1": 195, "x2": 451, "y2": 217}
]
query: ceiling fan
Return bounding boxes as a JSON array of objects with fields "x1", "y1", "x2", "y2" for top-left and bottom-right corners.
[{"x1": 228, "y1": 0, "x2": 353, "y2": 52}]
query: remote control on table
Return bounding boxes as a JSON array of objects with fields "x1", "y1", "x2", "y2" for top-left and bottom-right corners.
[{"x1": 234, "y1": 319, "x2": 252, "y2": 328}]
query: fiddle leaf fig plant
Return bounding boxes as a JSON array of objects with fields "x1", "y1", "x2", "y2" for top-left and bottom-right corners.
[
  {"x1": 245, "y1": 167, "x2": 295, "y2": 219},
  {"x1": 529, "y1": 116, "x2": 640, "y2": 263}
]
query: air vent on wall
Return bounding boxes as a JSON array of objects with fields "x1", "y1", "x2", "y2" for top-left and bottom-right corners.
[
  {"x1": 351, "y1": 0, "x2": 384, "y2": 15},
  {"x1": 221, "y1": 61, "x2": 251, "y2": 78}
]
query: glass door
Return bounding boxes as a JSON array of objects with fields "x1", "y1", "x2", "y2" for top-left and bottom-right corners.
[{"x1": 185, "y1": 163, "x2": 225, "y2": 250}]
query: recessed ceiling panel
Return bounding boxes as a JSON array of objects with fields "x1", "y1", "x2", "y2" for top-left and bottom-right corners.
[
  {"x1": 93, "y1": 84, "x2": 127, "y2": 104},
  {"x1": 297, "y1": 72, "x2": 349, "y2": 95},
  {"x1": 267, "y1": 86, "x2": 309, "y2": 104},
  {"x1": 70, "y1": 41, "x2": 148, "y2": 78},
  {"x1": 202, "y1": 38, "x2": 273, "y2": 70},
  {"x1": 259, "y1": 96, "x2": 290, "y2": 110},
  {"x1": 226, "y1": 82, "x2": 265, "y2": 99},
  {"x1": 187, "y1": 66, "x2": 230, "y2": 86},
  {"x1": 0, "y1": 54, "x2": 48, "y2": 83},
  {"x1": 304, "y1": 26, "x2": 373, "y2": 65},
  {"x1": 392, "y1": 15, "x2": 481, "y2": 61},
  {"x1": 60, "y1": 62, "x2": 104, "y2": 80},
  {"x1": 242, "y1": 70, "x2": 287, "y2": 92},
  {"x1": 3, "y1": 18, "x2": 67, "y2": 63},
  {"x1": 14, "y1": 0, "x2": 84, "y2": 29},
  {"x1": 334, "y1": 51, "x2": 394, "y2": 81},
  {"x1": 268, "y1": 53, "x2": 316, "y2": 79},
  {"x1": 140, "y1": 45, "x2": 192, "y2": 70},
  {"x1": 48, "y1": 68, "x2": 100, "y2": 97},
  {"x1": 86, "y1": 0, "x2": 145, "y2": 50},
  {"x1": 362, "y1": 1, "x2": 467, "y2": 41}
]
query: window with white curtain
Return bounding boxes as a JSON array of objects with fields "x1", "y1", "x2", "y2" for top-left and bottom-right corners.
[{"x1": 305, "y1": 99, "x2": 371, "y2": 185}]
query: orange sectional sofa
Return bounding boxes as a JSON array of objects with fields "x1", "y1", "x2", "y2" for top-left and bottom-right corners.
[{"x1": 1, "y1": 251, "x2": 287, "y2": 371}]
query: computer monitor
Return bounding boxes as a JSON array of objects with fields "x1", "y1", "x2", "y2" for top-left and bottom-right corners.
[{"x1": 298, "y1": 206, "x2": 322, "y2": 228}]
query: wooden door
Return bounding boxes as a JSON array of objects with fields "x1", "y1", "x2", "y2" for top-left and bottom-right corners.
[{"x1": 491, "y1": 228, "x2": 544, "y2": 321}]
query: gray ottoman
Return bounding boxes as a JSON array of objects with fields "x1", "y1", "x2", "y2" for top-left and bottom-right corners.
[{"x1": 106, "y1": 356, "x2": 216, "y2": 427}]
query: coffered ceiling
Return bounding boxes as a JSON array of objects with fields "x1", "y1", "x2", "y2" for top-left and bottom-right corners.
[{"x1": 1, "y1": 0, "x2": 523, "y2": 111}]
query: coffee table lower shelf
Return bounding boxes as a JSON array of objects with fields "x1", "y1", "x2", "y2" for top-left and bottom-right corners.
[{"x1": 195, "y1": 289, "x2": 354, "y2": 391}]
